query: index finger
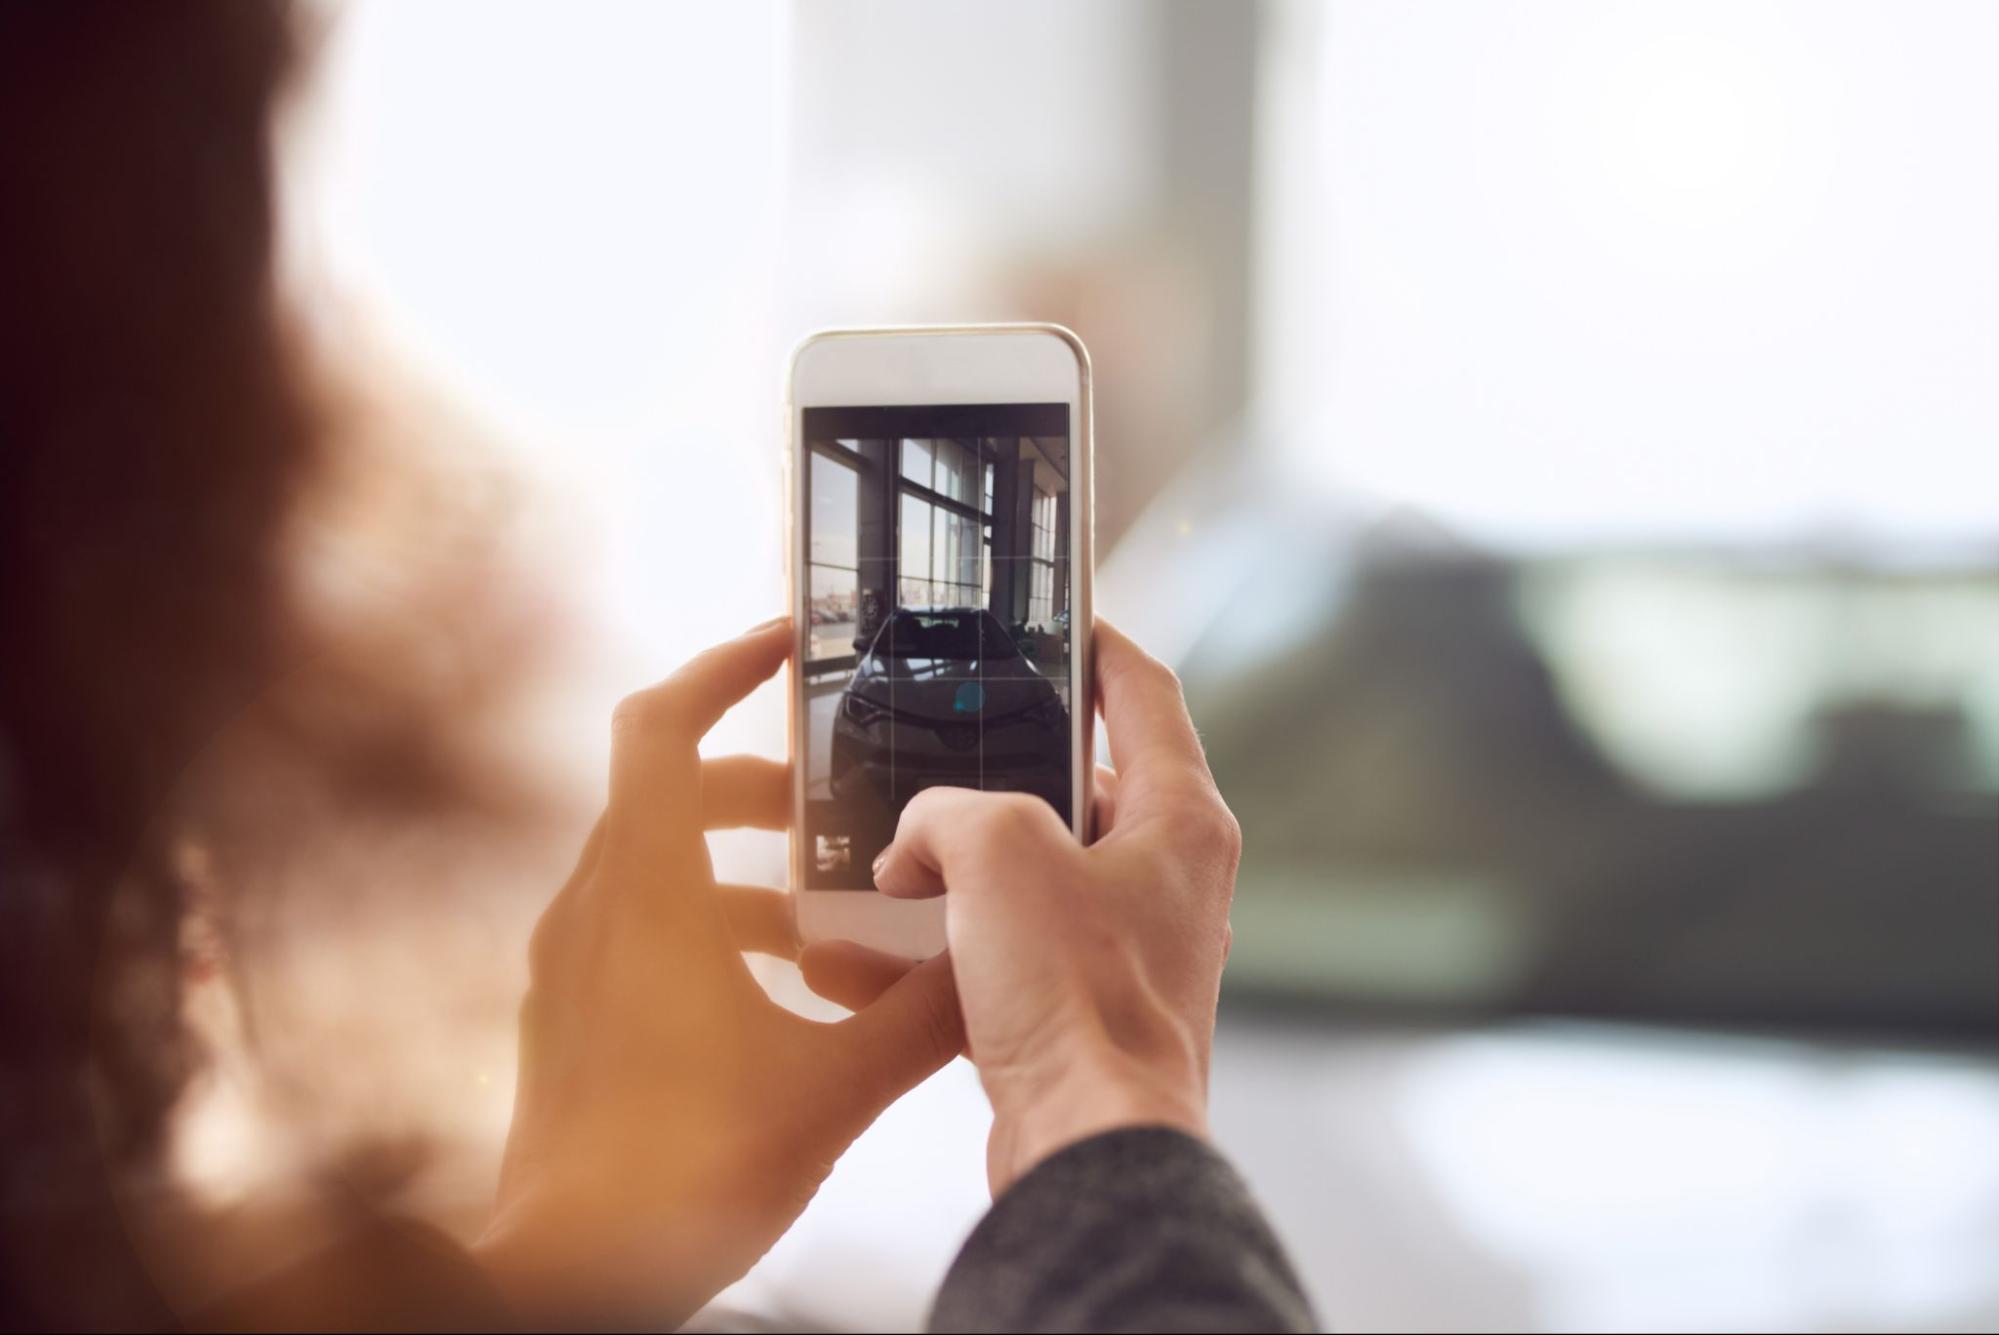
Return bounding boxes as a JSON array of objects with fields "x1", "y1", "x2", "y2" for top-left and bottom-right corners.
[
  {"x1": 1093, "y1": 619, "x2": 1215, "y2": 811},
  {"x1": 608, "y1": 617, "x2": 790, "y2": 836}
]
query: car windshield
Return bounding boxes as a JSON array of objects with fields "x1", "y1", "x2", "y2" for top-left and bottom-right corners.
[{"x1": 876, "y1": 611, "x2": 1019, "y2": 661}]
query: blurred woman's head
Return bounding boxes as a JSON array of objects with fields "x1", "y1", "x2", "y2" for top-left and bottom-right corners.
[
  {"x1": 0, "y1": 5, "x2": 566, "y2": 1322},
  {"x1": 0, "y1": 4, "x2": 311, "y2": 1322},
  {"x1": 1, "y1": 3, "x2": 306, "y2": 882}
]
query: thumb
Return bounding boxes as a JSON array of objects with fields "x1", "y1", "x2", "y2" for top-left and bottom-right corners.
[{"x1": 835, "y1": 952, "x2": 965, "y2": 1111}]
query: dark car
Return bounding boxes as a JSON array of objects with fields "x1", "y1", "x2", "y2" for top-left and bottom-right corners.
[{"x1": 830, "y1": 607, "x2": 1069, "y2": 814}]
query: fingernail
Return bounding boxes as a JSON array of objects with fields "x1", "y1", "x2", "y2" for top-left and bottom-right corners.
[
  {"x1": 871, "y1": 848, "x2": 891, "y2": 880},
  {"x1": 744, "y1": 614, "x2": 789, "y2": 636}
]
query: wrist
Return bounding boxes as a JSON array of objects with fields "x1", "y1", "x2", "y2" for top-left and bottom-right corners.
[
  {"x1": 984, "y1": 1040, "x2": 1208, "y2": 1195},
  {"x1": 471, "y1": 1192, "x2": 706, "y2": 1330},
  {"x1": 471, "y1": 1202, "x2": 598, "y2": 1327}
]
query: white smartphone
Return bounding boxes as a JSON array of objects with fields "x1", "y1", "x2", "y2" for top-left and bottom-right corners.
[{"x1": 786, "y1": 325, "x2": 1094, "y2": 958}]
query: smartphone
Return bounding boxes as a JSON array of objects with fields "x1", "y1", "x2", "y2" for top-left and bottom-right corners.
[{"x1": 786, "y1": 325, "x2": 1094, "y2": 958}]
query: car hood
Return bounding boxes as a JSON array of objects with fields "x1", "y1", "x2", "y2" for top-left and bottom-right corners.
[{"x1": 848, "y1": 656, "x2": 1057, "y2": 719}]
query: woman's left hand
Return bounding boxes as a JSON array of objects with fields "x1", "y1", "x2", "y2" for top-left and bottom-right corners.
[{"x1": 471, "y1": 618, "x2": 963, "y2": 1326}]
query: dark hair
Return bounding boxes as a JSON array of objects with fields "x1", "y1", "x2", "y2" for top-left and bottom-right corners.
[{"x1": 0, "y1": 4, "x2": 308, "y2": 1323}]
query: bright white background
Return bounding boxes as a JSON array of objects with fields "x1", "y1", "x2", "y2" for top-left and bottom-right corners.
[{"x1": 1257, "y1": 0, "x2": 1999, "y2": 550}]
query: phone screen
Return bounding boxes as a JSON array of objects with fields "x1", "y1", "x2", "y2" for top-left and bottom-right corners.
[{"x1": 800, "y1": 403, "x2": 1073, "y2": 889}]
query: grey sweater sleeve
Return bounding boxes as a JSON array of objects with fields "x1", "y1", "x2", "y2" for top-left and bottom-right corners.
[{"x1": 929, "y1": 1127, "x2": 1317, "y2": 1334}]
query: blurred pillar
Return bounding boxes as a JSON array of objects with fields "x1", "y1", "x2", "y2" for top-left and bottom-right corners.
[
  {"x1": 1038, "y1": 0, "x2": 1262, "y2": 547},
  {"x1": 781, "y1": 0, "x2": 1264, "y2": 552},
  {"x1": 1157, "y1": 0, "x2": 1257, "y2": 461}
]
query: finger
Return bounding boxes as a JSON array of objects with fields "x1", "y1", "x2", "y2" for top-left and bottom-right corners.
[
  {"x1": 873, "y1": 787, "x2": 1068, "y2": 899},
  {"x1": 607, "y1": 618, "x2": 790, "y2": 844},
  {"x1": 836, "y1": 952, "x2": 965, "y2": 1104},
  {"x1": 798, "y1": 939, "x2": 919, "y2": 1012},
  {"x1": 701, "y1": 755, "x2": 790, "y2": 831},
  {"x1": 1092, "y1": 619, "x2": 1215, "y2": 813},
  {"x1": 1091, "y1": 764, "x2": 1119, "y2": 839},
  {"x1": 870, "y1": 787, "x2": 984, "y2": 898},
  {"x1": 717, "y1": 885, "x2": 797, "y2": 959},
  {"x1": 871, "y1": 823, "x2": 948, "y2": 899}
]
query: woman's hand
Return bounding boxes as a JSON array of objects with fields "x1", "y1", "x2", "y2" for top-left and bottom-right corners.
[
  {"x1": 472, "y1": 619, "x2": 963, "y2": 1327},
  {"x1": 860, "y1": 621, "x2": 1240, "y2": 1195}
]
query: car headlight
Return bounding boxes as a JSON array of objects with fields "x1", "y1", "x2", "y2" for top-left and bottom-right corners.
[
  {"x1": 842, "y1": 693, "x2": 888, "y2": 727},
  {"x1": 1027, "y1": 697, "x2": 1066, "y2": 729}
]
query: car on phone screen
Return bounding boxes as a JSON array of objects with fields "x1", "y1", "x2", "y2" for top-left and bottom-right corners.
[{"x1": 829, "y1": 607, "x2": 1069, "y2": 814}]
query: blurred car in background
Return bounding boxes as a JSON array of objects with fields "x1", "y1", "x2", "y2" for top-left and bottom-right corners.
[{"x1": 1168, "y1": 523, "x2": 1999, "y2": 1036}]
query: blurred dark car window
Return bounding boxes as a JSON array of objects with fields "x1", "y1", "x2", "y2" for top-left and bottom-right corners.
[
  {"x1": 875, "y1": 609, "x2": 1022, "y2": 663},
  {"x1": 1189, "y1": 535, "x2": 1999, "y2": 1038}
]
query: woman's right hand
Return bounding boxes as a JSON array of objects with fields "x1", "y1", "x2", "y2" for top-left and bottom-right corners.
[{"x1": 813, "y1": 621, "x2": 1240, "y2": 1195}]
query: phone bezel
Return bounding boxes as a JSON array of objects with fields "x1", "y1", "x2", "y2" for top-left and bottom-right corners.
[{"x1": 785, "y1": 324, "x2": 1094, "y2": 959}]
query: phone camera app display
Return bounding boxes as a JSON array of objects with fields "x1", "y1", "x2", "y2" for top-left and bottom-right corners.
[{"x1": 801, "y1": 404, "x2": 1072, "y2": 888}]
